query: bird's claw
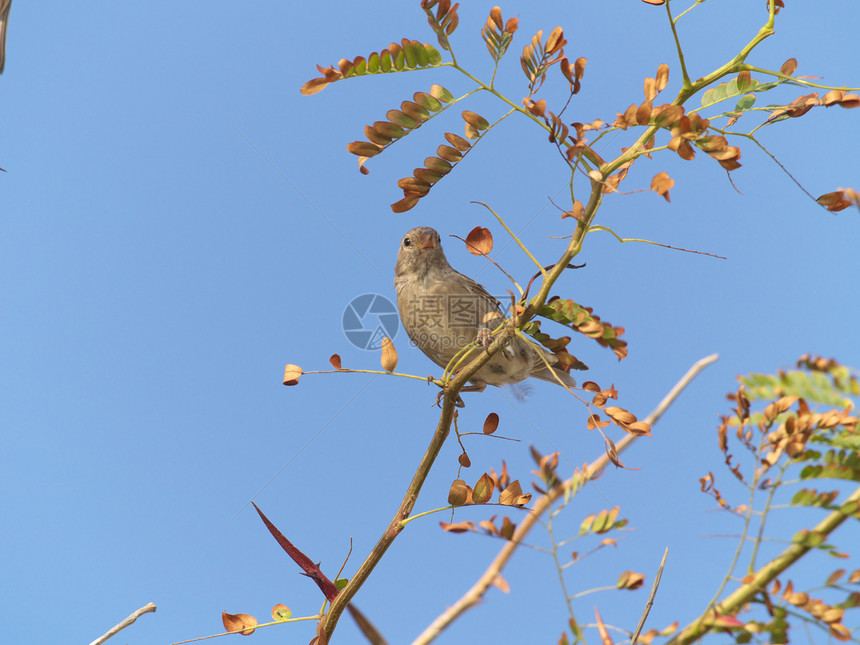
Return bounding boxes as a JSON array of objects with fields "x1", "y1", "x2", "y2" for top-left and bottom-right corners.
[
  {"x1": 429, "y1": 376, "x2": 466, "y2": 408},
  {"x1": 434, "y1": 387, "x2": 465, "y2": 408}
]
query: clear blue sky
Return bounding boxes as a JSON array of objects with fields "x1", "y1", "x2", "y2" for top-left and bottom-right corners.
[{"x1": 2, "y1": 2, "x2": 857, "y2": 644}]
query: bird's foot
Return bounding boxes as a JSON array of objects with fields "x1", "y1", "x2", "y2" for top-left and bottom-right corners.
[
  {"x1": 434, "y1": 389, "x2": 465, "y2": 408},
  {"x1": 429, "y1": 377, "x2": 488, "y2": 408}
]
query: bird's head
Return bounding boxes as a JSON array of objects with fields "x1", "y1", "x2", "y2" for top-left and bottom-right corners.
[{"x1": 395, "y1": 226, "x2": 448, "y2": 278}]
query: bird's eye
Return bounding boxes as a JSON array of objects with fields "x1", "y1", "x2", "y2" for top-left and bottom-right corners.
[{"x1": 403, "y1": 237, "x2": 412, "y2": 247}]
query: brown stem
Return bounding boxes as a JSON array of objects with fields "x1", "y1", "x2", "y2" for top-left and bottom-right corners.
[
  {"x1": 319, "y1": 391, "x2": 458, "y2": 639},
  {"x1": 630, "y1": 547, "x2": 669, "y2": 645},
  {"x1": 89, "y1": 603, "x2": 157, "y2": 645}
]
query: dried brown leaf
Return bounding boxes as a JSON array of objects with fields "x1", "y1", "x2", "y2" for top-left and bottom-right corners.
[
  {"x1": 605, "y1": 406, "x2": 636, "y2": 424},
  {"x1": 829, "y1": 623, "x2": 851, "y2": 641},
  {"x1": 483, "y1": 412, "x2": 500, "y2": 434},
  {"x1": 283, "y1": 364, "x2": 303, "y2": 386},
  {"x1": 222, "y1": 612, "x2": 258, "y2": 636},
  {"x1": 545, "y1": 26, "x2": 566, "y2": 55},
  {"x1": 817, "y1": 191, "x2": 852, "y2": 212},
  {"x1": 448, "y1": 479, "x2": 470, "y2": 506},
  {"x1": 380, "y1": 337, "x2": 398, "y2": 372},
  {"x1": 561, "y1": 201, "x2": 585, "y2": 221},
  {"x1": 441, "y1": 520, "x2": 476, "y2": 533},
  {"x1": 594, "y1": 607, "x2": 613, "y2": 645},
  {"x1": 636, "y1": 99, "x2": 653, "y2": 125},
  {"x1": 500, "y1": 516, "x2": 516, "y2": 539},
  {"x1": 346, "y1": 141, "x2": 382, "y2": 157},
  {"x1": 588, "y1": 414, "x2": 610, "y2": 430},
  {"x1": 780, "y1": 57, "x2": 798, "y2": 76},
  {"x1": 436, "y1": 144, "x2": 462, "y2": 163},
  {"x1": 465, "y1": 226, "x2": 493, "y2": 255},
  {"x1": 462, "y1": 110, "x2": 490, "y2": 130},
  {"x1": 499, "y1": 480, "x2": 524, "y2": 505},
  {"x1": 644, "y1": 77, "x2": 657, "y2": 102},
  {"x1": 396, "y1": 177, "x2": 431, "y2": 194},
  {"x1": 400, "y1": 100, "x2": 430, "y2": 123},
  {"x1": 444, "y1": 132, "x2": 471, "y2": 151},
  {"x1": 391, "y1": 193, "x2": 421, "y2": 213},
  {"x1": 651, "y1": 171, "x2": 674, "y2": 202},
  {"x1": 491, "y1": 573, "x2": 510, "y2": 592},
  {"x1": 656, "y1": 63, "x2": 669, "y2": 91},
  {"x1": 424, "y1": 156, "x2": 453, "y2": 174},
  {"x1": 837, "y1": 93, "x2": 860, "y2": 108},
  {"x1": 489, "y1": 6, "x2": 503, "y2": 29},
  {"x1": 653, "y1": 104, "x2": 685, "y2": 128},
  {"x1": 525, "y1": 98, "x2": 547, "y2": 117},
  {"x1": 627, "y1": 421, "x2": 652, "y2": 436},
  {"x1": 668, "y1": 138, "x2": 695, "y2": 160},
  {"x1": 617, "y1": 571, "x2": 646, "y2": 590}
]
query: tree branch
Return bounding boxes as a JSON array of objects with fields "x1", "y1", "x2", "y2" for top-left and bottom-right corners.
[
  {"x1": 666, "y1": 482, "x2": 860, "y2": 645},
  {"x1": 630, "y1": 547, "x2": 669, "y2": 644},
  {"x1": 89, "y1": 603, "x2": 157, "y2": 645}
]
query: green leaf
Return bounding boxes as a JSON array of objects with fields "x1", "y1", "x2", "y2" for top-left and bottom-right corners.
[
  {"x1": 702, "y1": 78, "x2": 759, "y2": 108},
  {"x1": 380, "y1": 49, "x2": 392, "y2": 72},
  {"x1": 367, "y1": 51, "x2": 379, "y2": 73},
  {"x1": 735, "y1": 94, "x2": 756, "y2": 111},
  {"x1": 425, "y1": 43, "x2": 443, "y2": 64},
  {"x1": 792, "y1": 529, "x2": 824, "y2": 547},
  {"x1": 829, "y1": 434, "x2": 860, "y2": 451},
  {"x1": 393, "y1": 47, "x2": 406, "y2": 70},
  {"x1": 799, "y1": 449, "x2": 860, "y2": 482},
  {"x1": 431, "y1": 84, "x2": 455, "y2": 102},
  {"x1": 791, "y1": 487, "x2": 839, "y2": 509},
  {"x1": 755, "y1": 81, "x2": 780, "y2": 92},
  {"x1": 738, "y1": 370, "x2": 855, "y2": 408},
  {"x1": 537, "y1": 299, "x2": 627, "y2": 360},
  {"x1": 473, "y1": 473, "x2": 494, "y2": 504},
  {"x1": 301, "y1": 42, "x2": 445, "y2": 95},
  {"x1": 404, "y1": 42, "x2": 419, "y2": 68},
  {"x1": 386, "y1": 110, "x2": 418, "y2": 129}
]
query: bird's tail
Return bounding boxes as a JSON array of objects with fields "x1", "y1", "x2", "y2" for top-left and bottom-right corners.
[{"x1": 530, "y1": 365, "x2": 577, "y2": 388}]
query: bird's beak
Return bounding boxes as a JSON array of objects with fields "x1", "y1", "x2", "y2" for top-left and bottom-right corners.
[{"x1": 418, "y1": 232, "x2": 436, "y2": 249}]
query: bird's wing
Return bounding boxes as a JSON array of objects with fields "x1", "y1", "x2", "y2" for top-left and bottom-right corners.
[{"x1": 454, "y1": 269, "x2": 501, "y2": 307}]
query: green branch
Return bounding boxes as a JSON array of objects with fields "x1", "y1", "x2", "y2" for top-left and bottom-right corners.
[{"x1": 666, "y1": 484, "x2": 860, "y2": 645}]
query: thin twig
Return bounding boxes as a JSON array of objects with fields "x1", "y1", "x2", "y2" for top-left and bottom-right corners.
[
  {"x1": 411, "y1": 354, "x2": 719, "y2": 645},
  {"x1": 89, "y1": 602, "x2": 157, "y2": 645},
  {"x1": 451, "y1": 233, "x2": 522, "y2": 295},
  {"x1": 630, "y1": 548, "x2": 669, "y2": 644}
]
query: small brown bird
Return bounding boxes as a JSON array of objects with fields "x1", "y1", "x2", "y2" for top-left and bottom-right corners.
[{"x1": 394, "y1": 226, "x2": 576, "y2": 392}]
